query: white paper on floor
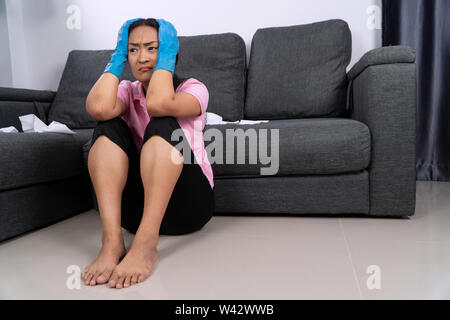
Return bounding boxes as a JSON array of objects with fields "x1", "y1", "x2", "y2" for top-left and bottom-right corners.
[
  {"x1": 206, "y1": 112, "x2": 269, "y2": 125},
  {"x1": 0, "y1": 114, "x2": 76, "y2": 135}
]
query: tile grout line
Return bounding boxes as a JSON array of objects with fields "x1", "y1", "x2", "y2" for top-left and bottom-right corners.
[{"x1": 338, "y1": 218, "x2": 363, "y2": 299}]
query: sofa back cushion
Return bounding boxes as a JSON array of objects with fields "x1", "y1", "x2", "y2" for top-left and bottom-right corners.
[
  {"x1": 244, "y1": 19, "x2": 352, "y2": 120},
  {"x1": 48, "y1": 50, "x2": 129, "y2": 129},
  {"x1": 48, "y1": 33, "x2": 247, "y2": 129},
  {"x1": 173, "y1": 33, "x2": 247, "y2": 121}
]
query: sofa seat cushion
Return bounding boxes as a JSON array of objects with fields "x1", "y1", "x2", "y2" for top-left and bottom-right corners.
[
  {"x1": 205, "y1": 118, "x2": 370, "y2": 177},
  {"x1": 0, "y1": 129, "x2": 93, "y2": 191}
]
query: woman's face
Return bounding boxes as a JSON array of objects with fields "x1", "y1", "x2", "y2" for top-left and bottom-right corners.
[{"x1": 127, "y1": 25, "x2": 159, "y2": 82}]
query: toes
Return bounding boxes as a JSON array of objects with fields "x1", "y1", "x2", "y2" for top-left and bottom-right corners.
[
  {"x1": 89, "y1": 271, "x2": 101, "y2": 286},
  {"x1": 96, "y1": 269, "x2": 113, "y2": 284},
  {"x1": 116, "y1": 272, "x2": 126, "y2": 289},
  {"x1": 123, "y1": 274, "x2": 132, "y2": 288},
  {"x1": 109, "y1": 270, "x2": 120, "y2": 288},
  {"x1": 137, "y1": 274, "x2": 145, "y2": 283},
  {"x1": 81, "y1": 267, "x2": 90, "y2": 281},
  {"x1": 131, "y1": 273, "x2": 138, "y2": 285},
  {"x1": 85, "y1": 272, "x2": 93, "y2": 285}
]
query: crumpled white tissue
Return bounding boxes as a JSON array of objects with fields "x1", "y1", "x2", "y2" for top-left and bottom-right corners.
[
  {"x1": 206, "y1": 112, "x2": 269, "y2": 125},
  {"x1": 0, "y1": 114, "x2": 76, "y2": 135},
  {"x1": 0, "y1": 112, "x2": 267, "y2": 133},
  {"x1": 0, "y1": 126, "x2": 19, "y2": 133}
]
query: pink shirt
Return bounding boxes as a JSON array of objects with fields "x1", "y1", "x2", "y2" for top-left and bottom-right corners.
[{"x1": 117, "y1": 78, "x2": 214, "y2": 189}]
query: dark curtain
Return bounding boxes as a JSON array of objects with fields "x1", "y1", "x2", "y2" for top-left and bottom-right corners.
[{"x1": 382, "y1": 0, "x2": 450, "y2": 181}]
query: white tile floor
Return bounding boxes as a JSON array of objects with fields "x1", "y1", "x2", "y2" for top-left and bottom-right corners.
[{"x1": 0, "y1": 181, "x2": 449, "y2": 299}]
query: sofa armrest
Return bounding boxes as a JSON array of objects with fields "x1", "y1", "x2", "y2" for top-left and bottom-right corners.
[
  {"x1": 0, "y1": 87, "x2": 57, "y2": 130},
  {"x1": 346, "y1": 46, "x2": 417, "y2": 217},
  {"x1": 0, "y1": 87, "x2": 57, "y2": 102},
  {"x1": 347, "y1": 45, "x2": 415, "y2": 81}
]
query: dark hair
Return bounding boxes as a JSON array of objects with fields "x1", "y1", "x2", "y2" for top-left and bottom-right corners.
[{"x1": 128, "y1": 18, "x2": 187, "y2": 89}]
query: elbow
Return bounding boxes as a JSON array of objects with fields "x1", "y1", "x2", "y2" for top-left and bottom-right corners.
[
  {"x1": 87, "y1": 108, "x2": 104, "y2": 121},
  {"x1": 86, "y1": 101, "x2": 104, "y2": 121},
  {"x1": 86, "y1": 95, "x2": 100, "y2": 117},
  {"x1": 146, "y1": 102, "x2": 156, "y2": 114},
  {"x1": 146, "y1": 100, "x2": 167, "y2": 117}
]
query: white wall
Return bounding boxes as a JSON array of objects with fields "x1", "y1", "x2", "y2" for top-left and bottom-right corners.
[
  {"x1": 0, "y1": 0, "x2": 12, "y2": 87},
  {"x1": 3, "y1": 0, "x2": 382, "y2": 91}
]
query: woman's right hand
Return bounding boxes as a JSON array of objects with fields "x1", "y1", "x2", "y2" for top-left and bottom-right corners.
[
  {"x1": 104, "y1": 18, "x2": 143, "y2": 80},
  {"x1": 115, "y1": 18, "x2": 142, "y2": 56}
]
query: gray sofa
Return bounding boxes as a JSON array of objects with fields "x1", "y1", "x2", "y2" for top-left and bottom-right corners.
[{"x1": 0, "y1": 19, "x2": 417, "y2": 242}]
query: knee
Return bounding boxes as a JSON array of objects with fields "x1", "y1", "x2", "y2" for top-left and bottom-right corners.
[
  {"x1": 143, "y1": 116, "x2": 182, "y2": 149},
  {"x1": 97, "y1": 116, "x2": 126, "y2": 127},
  {"x1": 90, "y1": 117, "x2": 132, "y2": 156},
  {"x1": 93, "y1": 117, "x2": 126, "y2": 137},
  {"x1": 145, "y1": 116, "x2": 176, "y2": 130}
]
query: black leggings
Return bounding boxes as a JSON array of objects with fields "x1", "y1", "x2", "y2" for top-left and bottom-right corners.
[{"x1": 88, "y1": 116, "x2": 215, "y2": 235}]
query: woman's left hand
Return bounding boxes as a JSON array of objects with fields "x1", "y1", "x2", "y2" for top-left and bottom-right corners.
[{"x1": 154, "y1": 18, "x2": 180, "y2": 75}]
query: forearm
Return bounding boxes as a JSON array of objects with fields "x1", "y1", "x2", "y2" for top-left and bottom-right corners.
[
  {"x1": 146, "y1": 69, "x2": 175, "y2": 114},
  {"x1": 86, "y1": 73, "x2": 119, "y2": 116}
]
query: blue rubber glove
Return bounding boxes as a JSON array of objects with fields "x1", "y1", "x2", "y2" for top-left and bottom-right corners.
[
  {"x1": 153, "y1": 19, "x2": 180, "y2": 75},
  {"x1": 104, "y1": 18, "x2": 143, "y2": 79}
]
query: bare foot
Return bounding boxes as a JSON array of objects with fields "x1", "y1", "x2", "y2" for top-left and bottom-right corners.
[
  {"x1": 108, "y1": 240, "x2": 159, "y2": 289},
  {"x1": 81, "y1": 236, "x2": 126, "y2": 286}
]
